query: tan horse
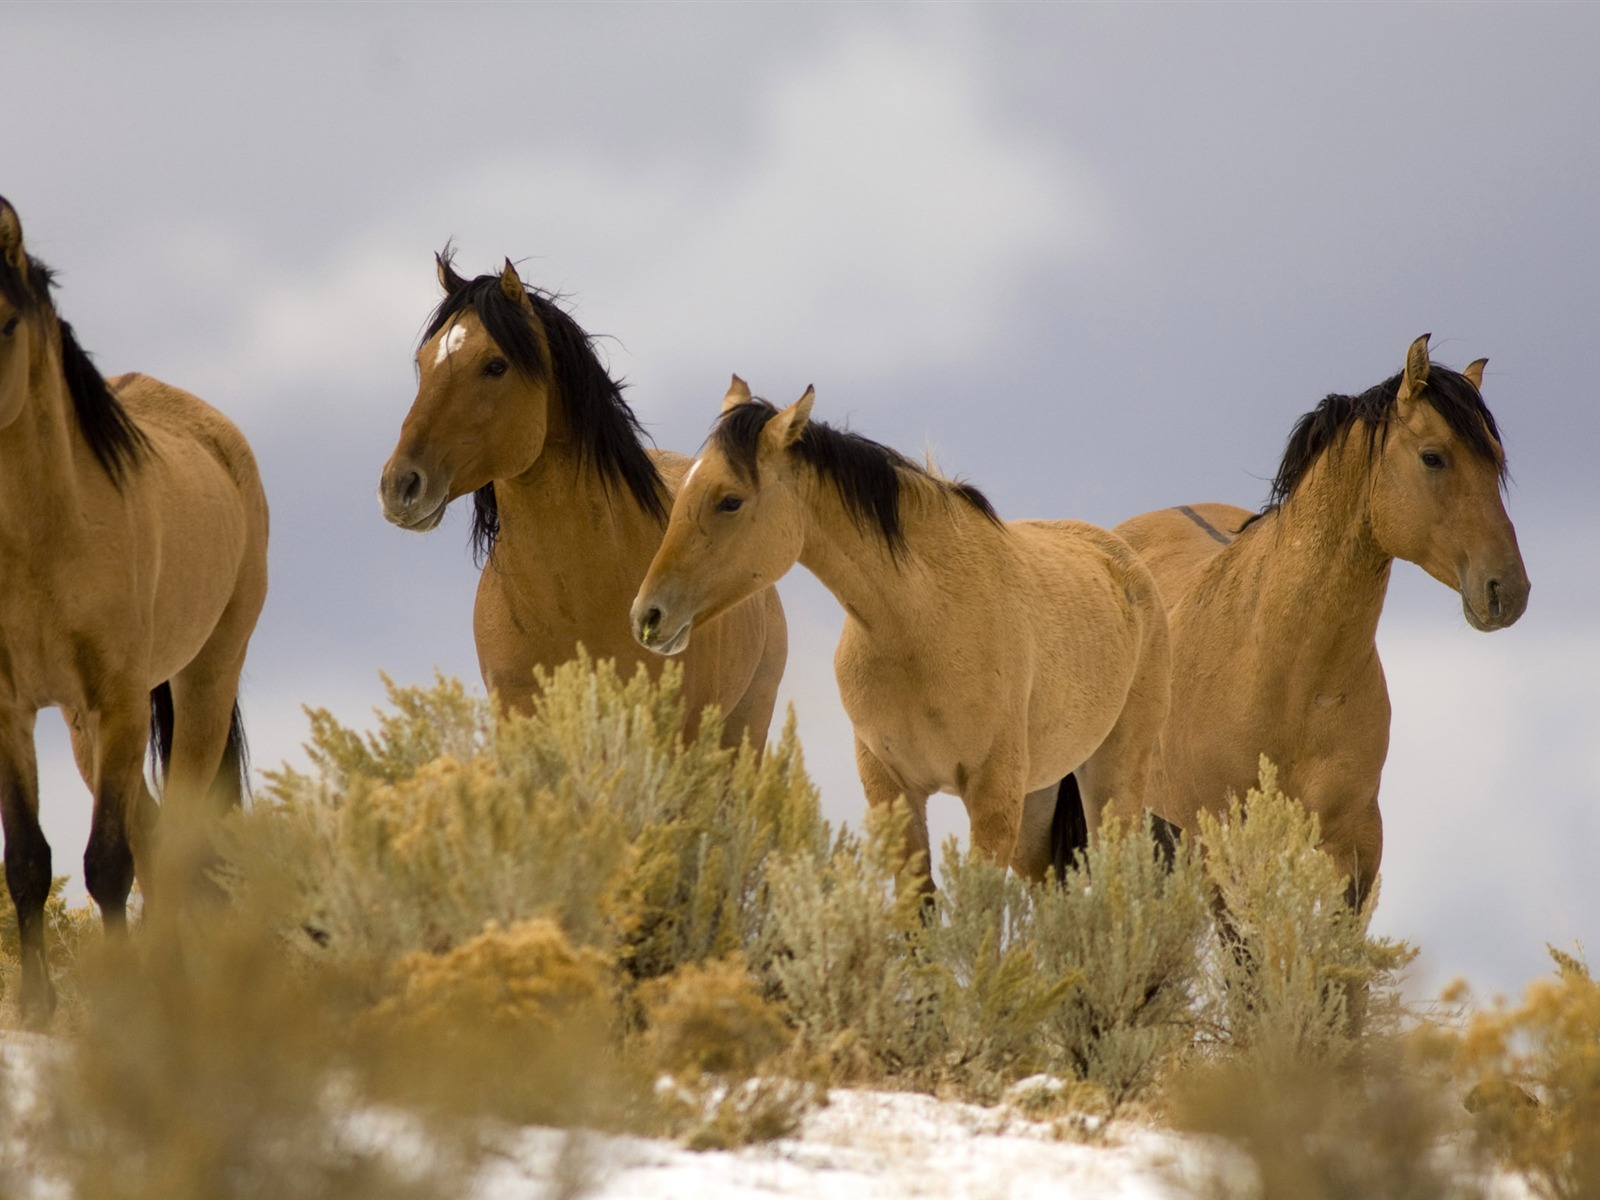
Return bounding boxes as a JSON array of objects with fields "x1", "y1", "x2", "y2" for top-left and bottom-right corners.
[
  {"x1": 630, "y1": 380, "x2": 1170, "y2": 885},
  {"x1": 0, "y1": 197, "x2": 269, "y2": 1023},
  {"x1": 379, "y1": 255, "x2": 786, "y2": 745},
  {"x1": 1100, "y1": 335, "x2": 1528, "y2": 906}
]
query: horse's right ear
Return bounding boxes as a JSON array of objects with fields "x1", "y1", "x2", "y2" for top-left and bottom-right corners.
[
  {"x1": 1398, "y1": 333, "x2": 1431, "y2": 407},
  {"x1": 0, "y1": 198, "x2": 24, "y2": 274},
  {"x1": 761, "y1": 385, "x2": 815, "y2": 454},
  {"x1": 436, "y1": 251, "x2": 467, "y2": 297},
  {"x1": 721, "y1": 374, "x2": 752, "y2": 414}
]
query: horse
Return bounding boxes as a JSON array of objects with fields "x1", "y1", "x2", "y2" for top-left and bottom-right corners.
[
  {"x1": 630, "y1": 379, "x2": 1170, "y2": 887},
  {"x1": 378, "y1": 255, "x2": 787, "y2": 747},
  {"x1": 1057, "y1": 335, "x2": 1528, "y2": 907},
  {"x1": 0, "y1": 197, "x2": 269, "y2": 1024}
]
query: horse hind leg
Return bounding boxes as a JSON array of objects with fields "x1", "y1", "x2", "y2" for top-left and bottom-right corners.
[{"x1": 0, "y1": 713, "x2": 56, "y2": 1025}]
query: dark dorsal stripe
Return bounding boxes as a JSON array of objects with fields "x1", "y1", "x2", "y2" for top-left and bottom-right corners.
[
  {"x1": 710, "y1": 399, "x2": 1001, "y2": 561},
  {"x1": 0, "y1": 244, "x2": 151, "y2": 488},
  {"x1": 1177, "y1": 505, "x2": 1233, "y2": 545},
  {"x1": 422, "y1": 252, "x2": 668, "y2": 563}
]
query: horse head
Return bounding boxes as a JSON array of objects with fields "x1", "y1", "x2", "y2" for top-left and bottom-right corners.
[
  {"x1": 632, "y1": 379, "x2": 813, "y2": 655},
  {"x1": 379, "y1": 255, "x2": 557, "y2": 534},
  {"x1": 1368, "y1": 334, "x2": 1529, "y2": 630}
]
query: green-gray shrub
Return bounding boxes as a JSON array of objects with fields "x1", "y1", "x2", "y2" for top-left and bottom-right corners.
[{"x1": 1196, "y1": 758, "x2": 1414, "y2": 1072}]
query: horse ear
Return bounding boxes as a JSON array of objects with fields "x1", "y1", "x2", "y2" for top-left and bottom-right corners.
[
  {"x1": 436, "y1": 251, "x2": 468, "y2": 296},
  {"x1": 0, "y1": 198, "x2": 24, "y2": 274},
  {"x1": 722, "y1": 374, "x2": 752, "y2": 414},
  {"x1": 1397, "y1": 333, "x2": 1431, "y2": 407},
  {"x1": 1462, "y1": 358, "x2": 1488, "y2": 391},
  {"x1": 499, "y1": 258, "x2": 534, "y2": 311},
  {"x1": 761, "y1": 385, "x2": 816, "y2": 454}
]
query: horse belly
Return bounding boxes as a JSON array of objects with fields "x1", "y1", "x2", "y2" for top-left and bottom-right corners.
[{"x1": 146, "y1": 469, "x2": 256, "y2": 681}]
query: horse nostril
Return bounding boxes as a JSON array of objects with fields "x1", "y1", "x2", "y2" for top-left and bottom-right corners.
[
  {"x1": 1487, "y1": 578, "x2": 1503, "y2": 620},
  {"x1": 639, "y1": 606, "x2": 662, "y2": 644},
  {"x1": 401, "y1": 471, "x2": 423, "y2": 507}
]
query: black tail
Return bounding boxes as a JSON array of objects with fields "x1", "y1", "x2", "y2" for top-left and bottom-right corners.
[
  {"x1": 1049, "y1": 772, "x2": 1185, "y2": 881},
  {"x1": 148, "y1": 682, "x2": 175, "y2": 792},
  {"x1": 147, "y1": 686, "x2": 250, "y2": 808},
  {"x1": 1050, "y1": 774, "x2": 1090, "y2": 880},
  {"x1": 220, "y1": 701, "x2": 250, "y2": 808}
]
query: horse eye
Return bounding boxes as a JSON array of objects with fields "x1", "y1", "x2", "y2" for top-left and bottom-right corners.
[
  {"x1": 1, "y1": 316, "x2": 17, "y2": 337},
  {"x1": 716, "y1": 494, "x2": 744, "y2": 514},
  {"x1": 1420, "y1": 450, "x2": 1446, "y2": 470},
  {"x1": 483, "y1": 358, "x2": 509, "y2": 378}
]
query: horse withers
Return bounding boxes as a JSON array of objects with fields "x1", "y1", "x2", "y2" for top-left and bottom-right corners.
[
  {"x1": 631, "y1": 378, "x2": 1170, "y2": 891},
  {"x1": 0, "y1": 198, "x2": 268, "y2": 1023}
]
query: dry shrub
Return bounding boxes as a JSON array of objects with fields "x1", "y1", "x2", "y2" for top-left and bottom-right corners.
[
  {"x1": 1196, "y1": 758, "x2": 1413, "y2": 1070},
  {"x1": 236, "y1": 654, "x2": 824, "y2": 986},
  {"x1": 767, "y1": 804, "x2": 1208, "y2": 1113},
  {"x1": 637, "y1": 956, "x2": 791, "y2": 1078},
  {"x1": 362, "y1": 918, "x2": 624, "y2": 1127},
  {"x1": 921, "y1": 847, "x2": 1077, "y2": 1096},
  {"x1": 762, "y1": 803, "x2": 935, "y2": 1082},
  {"x1": 1030, "y1": 811, "x2": 1210, "y2": 1112},
  {"x1": 31, "y1": 908, "x2": 467, "y2": 1200},
  {"x1": 1170, "y1": 1047, "x2": 1477, "y2": 1200},
  {"x1": 1421, "y1": 947, "x2": 1600, "y2": 1200}
]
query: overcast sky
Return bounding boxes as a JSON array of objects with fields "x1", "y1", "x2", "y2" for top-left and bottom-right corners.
[{"x1": 7, "y1": 4, "x2": 1597, "y2": 999}]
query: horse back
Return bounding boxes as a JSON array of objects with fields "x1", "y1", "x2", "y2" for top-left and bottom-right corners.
[{"x1": 1114, "y1": 503, "x2": 1253, "y2": 616}]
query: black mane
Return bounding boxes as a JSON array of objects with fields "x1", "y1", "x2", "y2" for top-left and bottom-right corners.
[
  {"x1": 1250, "y1": 365, "x2": 1506, "y2": 525},
  {"x1": 0, "y1": 243, "x2": 150, "y2": 487},
  {"x1": 711, "y1": 399, "x2": 1000, "y2": 559},
  {"x1": 422, "y1": 253, "x2": 667, "y2": 563}
]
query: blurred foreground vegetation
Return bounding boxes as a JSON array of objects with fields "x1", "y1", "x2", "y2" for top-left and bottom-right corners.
[{"x1": 0, "y1": 657, "x2": 1592, "y2": 1198}]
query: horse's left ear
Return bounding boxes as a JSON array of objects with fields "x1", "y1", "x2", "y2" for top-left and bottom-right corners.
[
  {"x1": 1462, "y1": 358, "x2": 1488, "y2": 391},
  {"x1": 499, "y1": 258, "x2": 534, "y2": 311},
  {"x1": 0, "y1": 198, "x2": 24, "y2": 274},
  {"x1": 1397, "y1": 333, "x2": 1431, "y2": 408},
  {"x1": 761, "y1": 386, "x2": 815, "y2": 454}
]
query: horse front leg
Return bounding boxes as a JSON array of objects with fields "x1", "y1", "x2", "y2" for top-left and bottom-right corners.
[
  {"x1": 0, "y1": 710, "x2": 55, "y2": 1025},
  {"x1": 963, "y1": 754, "x2": 1028, "y2": 872},
  {"x1": 854, "y1": 736, "x2": 933, "y2": 899},
  {"x1": 82, "y1": 694, "x2": 156, "y2": 929}
]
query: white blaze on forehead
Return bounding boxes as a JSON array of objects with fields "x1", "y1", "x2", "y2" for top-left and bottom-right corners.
[
  {"x1": 434, "y1": 323, "x2": 468, "y2": 365},
  {"x1": 684, "y1": 458, "x2": 703, "y2": 487}
]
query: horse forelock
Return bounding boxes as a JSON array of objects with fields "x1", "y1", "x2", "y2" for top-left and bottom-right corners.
[
  {"x1": 711, "y1": 399, "x2": 1000, "y2": 560},
  {"x1": 421, "y1": 254, "x2": 667, "y2": 561},
  {"x1": 1259, "y1": 365, "x2": 1507, "y2": 516}
]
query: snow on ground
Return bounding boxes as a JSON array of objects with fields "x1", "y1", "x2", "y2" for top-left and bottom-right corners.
[
  {"x1": 474, "y1": 1089, "x2": 1207, "y2": 1200},
  {"x1": 0, "y1": 1032, "x2": 1535, "y2": 1199}
]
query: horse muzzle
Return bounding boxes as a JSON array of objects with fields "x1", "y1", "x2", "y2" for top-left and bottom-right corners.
[
  {"x1": 379, "y1": 461, "x2": 449, "y2": 532},
  {"x1": 630, "y1": 594, "x2": 693, "y2": 656},
  {"x1": 1461, "y1": 568, "x2": 1530, "y2": 632}
]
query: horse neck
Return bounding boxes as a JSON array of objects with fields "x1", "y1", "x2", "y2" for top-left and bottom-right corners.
[
  {"x1": 0, "y1": 322, "x2": 87, "y2": 526},
  {"x1": 795, "y1": 469, "x2": 960, "y2": 637},
  {"x1": 1248, "y1": 438, "x2": 1392, "y2": 655},
  {"x1": 490, "y1": 434, "x2": 663, "y2": 576}
]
